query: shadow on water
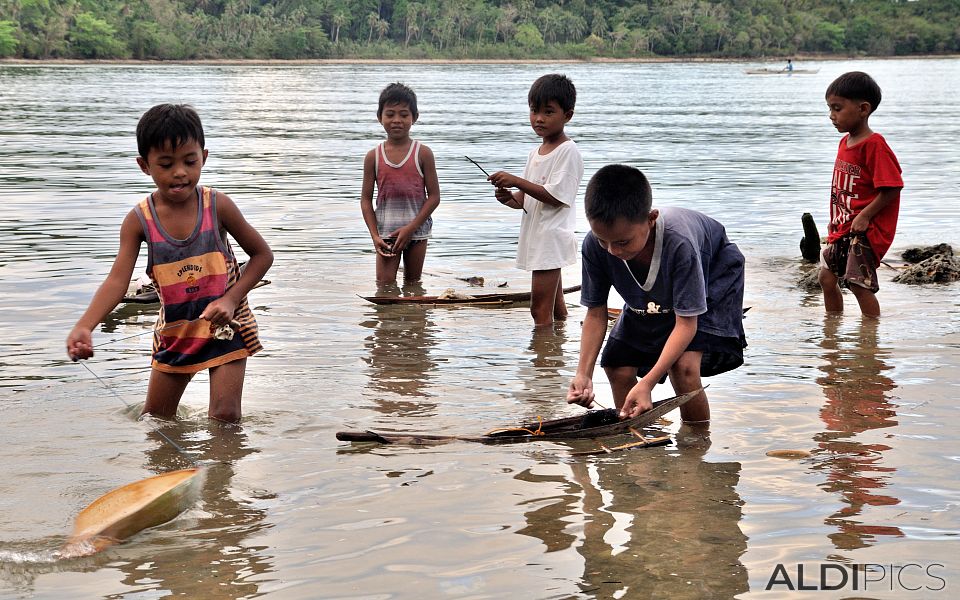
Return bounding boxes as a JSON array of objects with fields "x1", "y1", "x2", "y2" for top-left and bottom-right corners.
[
  {"x1": 812, "y1": 316, "x2": 902, "y2": 550},
  {"x1": 516, "y1": 428, "x2": 749, "y2": 598},
  {"x1": 511, "y1": 324, "x2": 571, "y2": 416},
  {"x1": 360, "y1": 295, "x2": 440, "y2": 417}
]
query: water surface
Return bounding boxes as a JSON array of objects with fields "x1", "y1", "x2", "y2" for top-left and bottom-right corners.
[{"x1": 1, "y1": 59, "x2": 959, "y2": 599}]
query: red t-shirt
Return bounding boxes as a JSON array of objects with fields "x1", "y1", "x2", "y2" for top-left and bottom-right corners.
[{"x1": 828, "y1": 133, "x2": 903, "y2": 259}]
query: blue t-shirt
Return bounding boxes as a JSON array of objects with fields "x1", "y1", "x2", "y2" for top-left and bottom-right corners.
[{"x1": 580, "y1": 207, "x2": 745, "y2": 348}]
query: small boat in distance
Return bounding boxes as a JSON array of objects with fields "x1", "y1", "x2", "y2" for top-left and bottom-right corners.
[{"x1": 745, "y1": 67, "x2": 820, "y2": 75}]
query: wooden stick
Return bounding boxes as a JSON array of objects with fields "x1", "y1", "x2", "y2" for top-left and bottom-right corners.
[{"x1": 465, "y1": 155, "x2": 528, "y2": 214}]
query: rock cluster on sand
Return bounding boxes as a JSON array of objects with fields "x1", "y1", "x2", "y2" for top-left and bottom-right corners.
[
  {"x1": 893, "y1": 245, "x2": 960, "y2": 284},
  {"x1": 901, "y1": 244, "x2": 953, "y2": 264},
  {"x1": 797, "y1": 266, "x2": 822, "y2": 291}
]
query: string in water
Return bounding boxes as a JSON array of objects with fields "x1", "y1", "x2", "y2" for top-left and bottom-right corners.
[
  {"x1": 93, "y1": 317, "x2": 240, "y2": 348},
  {"x1": 77, "y1": 360, "x2": 199, "y2": 466}
]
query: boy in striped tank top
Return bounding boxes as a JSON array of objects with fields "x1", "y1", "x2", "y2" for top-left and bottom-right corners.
[
  {"x1": 66, "y1": 104, "x2": 273, "y2": 423},
  {"x1": 360, "y1": 82, "x2": 441, "y2": 287}
]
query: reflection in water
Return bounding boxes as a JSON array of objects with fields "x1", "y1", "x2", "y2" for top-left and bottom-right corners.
[
  {"x1": 517, "y1": 430, "x2": 748, "y2": 598},
  {"x1": 513, "y1": 325, "x2": 569, "y2": 413},
  {"x1": 361, "y1": 296, "x2": 439, "y2": 416},
  {"x1": 814, "y1": 316, "x2": 901, "y2": 550},
  {"x1": 123, "y1": 421, "x2": 275, "y2": 597}
]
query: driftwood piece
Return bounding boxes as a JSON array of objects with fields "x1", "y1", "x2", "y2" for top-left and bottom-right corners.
[{"x1": 799, "y1": 212, "x2": 821, "y2": 263}]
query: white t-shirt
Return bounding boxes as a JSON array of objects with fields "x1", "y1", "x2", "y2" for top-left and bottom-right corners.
[{"x1": 516, "y1": 139, "x2": 583, "y2": 271}]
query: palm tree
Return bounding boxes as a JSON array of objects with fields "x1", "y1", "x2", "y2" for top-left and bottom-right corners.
[
  {"x1": 375, "y1": 17, "x2": 389, "y2": 42},
  {"x1": 367, "y1": 12, "x2": 379, "y2": 43},
  {"x1": 331, "y1": 11, "x2": 348, "y2": 43}
]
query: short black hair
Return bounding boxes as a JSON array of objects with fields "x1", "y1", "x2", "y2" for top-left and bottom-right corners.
[
  {"x1": 136, "y1": 104, "x2": 204, "y2": 160},
  {"x1": 377, "y1": 82, "x2": 418, "y2": 119},
  {"x1": 585, "y1": 164, "x2": 653, "y2": 225},
  {"x1": 528, "y1": 73, "x2": 576, "y2": 113},
  {"x1": 826, "y1": 71, "x2": 882, "y2": 113}
]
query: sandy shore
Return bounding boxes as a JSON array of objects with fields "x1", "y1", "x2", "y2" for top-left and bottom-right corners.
[{"x1": 2, "y1": 54, "x2": 958, "y2": 66}]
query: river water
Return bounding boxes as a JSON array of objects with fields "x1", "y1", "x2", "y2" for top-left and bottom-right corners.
[{"x1": 1, "y1": 59, "x2": 959, "y2": 599}]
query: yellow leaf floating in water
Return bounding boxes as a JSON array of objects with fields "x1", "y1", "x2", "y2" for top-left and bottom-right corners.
[{"x1": 766, "y1": 449, "x2": 812, "y2": 459}]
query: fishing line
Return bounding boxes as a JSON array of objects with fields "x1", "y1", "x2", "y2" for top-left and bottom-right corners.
[
  {"x1": 93, "y1": 316, "x2": 240, "y2": 349},
  {"x1": 92, "y1": 317, "x2": 203, "y2": 348},
  {"x1": 77, "y1": 360, "x2": 199, "y2": 466}
]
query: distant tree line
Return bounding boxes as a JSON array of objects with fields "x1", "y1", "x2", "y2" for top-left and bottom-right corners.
[{"x1": 1, "y1": 0, "x2": 958, "y2": 60}]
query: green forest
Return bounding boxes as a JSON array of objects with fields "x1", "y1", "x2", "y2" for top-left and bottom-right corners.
[{"x1": 1, "y1": 0, "x2": 958, "y2": 60}]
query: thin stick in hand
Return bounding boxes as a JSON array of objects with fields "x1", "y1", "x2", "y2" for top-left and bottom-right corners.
[{"x1": 465, "y1": 155, "x2": 528, "y2": 214}]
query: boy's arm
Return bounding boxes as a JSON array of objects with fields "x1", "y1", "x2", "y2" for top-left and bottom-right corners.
[
  {"x1": 359, "y1": 149, "x2": 393, "y2": 256},
  {"x1": 567, "y1": 305, "x2": 609, "y2": 408},
  {"x1": 388, "y1": 144, "x2": 441, "y2": 251},
  {"x1": 488, "y1": 171, "x2": 565, "y2": 207},
  {"x1": 66, "y1": 211, "x2": 144, "y2": 360},
  {"x1": 202, "y1": 193, "x2": 273, "y2": 327},
  {"x1": 621, "y1": 314, "x2": 698, "y2": 418},
  {"x1": 850, "y1": 187, "x2": 901, "y2": 234}
]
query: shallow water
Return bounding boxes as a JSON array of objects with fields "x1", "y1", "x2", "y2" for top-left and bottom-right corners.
[{"x1": 1, "y1": 59, "x2": 959, "y2": 599}]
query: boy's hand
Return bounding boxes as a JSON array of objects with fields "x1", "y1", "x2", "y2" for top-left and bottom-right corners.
[
  {"x1": 850, "y1": 212, "x2": 871, "y2": 233},
  {"x1": 389, "y1": 225, "x2": 414, "y2": 255},
  {"x1": 567, "y1": 374, "x2": 595, "y2": 408},
  {"x1": 488, "y1": 171, "x2": 519, "y2": 189},
  {"x1": 373, "y1": 235, "x2": 395, "y2": 257},
  {"x1": 66, "y1": 326, "x2": 94, "y2": 361},
  {"x1": 621, "y1": 382, "x2": 654, "y2": 419},
  {"x1": 494, "y1": 187, "x2": 521, "y2": 209},
  {"x1": 200, "y1": 297, "x2": 239, "y2": 328}
]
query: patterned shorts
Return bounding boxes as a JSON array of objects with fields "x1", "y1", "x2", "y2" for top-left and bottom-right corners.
[{"x1": 821, "y1": 233, "x2": 880, "y2": 293}]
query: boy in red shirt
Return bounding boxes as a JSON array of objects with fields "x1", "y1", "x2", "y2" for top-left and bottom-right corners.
[{"x1": 819, "y1": 71, "x2": 903, "y2": 317}]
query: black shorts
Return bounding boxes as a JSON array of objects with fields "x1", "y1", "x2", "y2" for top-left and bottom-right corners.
[{"x1": 600, "y1": 329, "x2": 746, "y2": 381}]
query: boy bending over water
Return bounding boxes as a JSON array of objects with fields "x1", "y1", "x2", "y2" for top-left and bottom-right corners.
[
  {"x1": 567, "y1": 165, "x2": 746, "y2": 423},
  {"x1": 66, "y1": 104, "x2": 273, "y2": 423}
]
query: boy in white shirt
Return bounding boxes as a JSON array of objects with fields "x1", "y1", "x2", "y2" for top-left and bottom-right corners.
[{"x1": 488, "y1": 74, "x2": 584, "y2": 327}]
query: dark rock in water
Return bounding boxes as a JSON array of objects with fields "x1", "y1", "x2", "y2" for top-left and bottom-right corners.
[
  {"x1": 893, "y1": 253, "x2": 960, "y2": 284},
  {"x1": 799, "y1": 213, "x2": 821, "y2": 263},
  {"x1": 902, "y1": 244, "x2": 953, "y2": 264}
]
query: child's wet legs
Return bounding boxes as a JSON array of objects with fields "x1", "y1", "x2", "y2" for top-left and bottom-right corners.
[
  {"x1": 668, "y1": 351, "x2": 710, "y2": 423},
  {"x1": 603, "y1": 365, "x2": 638, "y2": 413},
  {"x1": 375, "y1": 252, "x2": 402, "y2": 286},
  {"x1": 208, "y1": 358, "x2": 245, "y2": 423},
  {"x1": 143, "y1": 369, "x2": 191, "y2": 419},
  {"x1": 818, "y1": 266, "x2": 844, "y2": 312},
  {"x1": 849, "y1": 283, "x2": 880, "y2": 317},
  {"x1": 553, "y1": 272, "x2": 568, "y2": 321},
  {"x1": 531, "y1": 268, "x2": 562, "y2": 327},
  {"x1": 401, "y1": 240, "x2": 428, "y2": 283}
]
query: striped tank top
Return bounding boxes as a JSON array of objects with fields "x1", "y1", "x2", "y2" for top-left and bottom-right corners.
[
  {"x1": 135, "y1": 186, "x2": 261, "y2": 374},
  {"x1": 374, "y1": 140, "x2": 432, "y2": 240}
]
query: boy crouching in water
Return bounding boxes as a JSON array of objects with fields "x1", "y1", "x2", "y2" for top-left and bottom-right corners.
[
  {"x1": 567, "y1": 165, "x2": 746, "y2": 423},
  {"x1": 488, "y1": 74, "x2": 583, "y2": 327},
  {"x1": 820, "y1": 71, "x2": 903, "y2": 317},
  {"x1": 66, "y1": 104, "x2": 273, "y2": 423}
]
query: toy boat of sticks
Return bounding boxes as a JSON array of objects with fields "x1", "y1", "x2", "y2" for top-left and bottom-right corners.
[{"x1": 336, "y1": 389, "x2": 698, "y2": 449}]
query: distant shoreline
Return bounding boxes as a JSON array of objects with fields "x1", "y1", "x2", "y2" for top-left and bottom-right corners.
[{"x1": 2, "y1": 55, "x2": 958, "y2": 66}]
